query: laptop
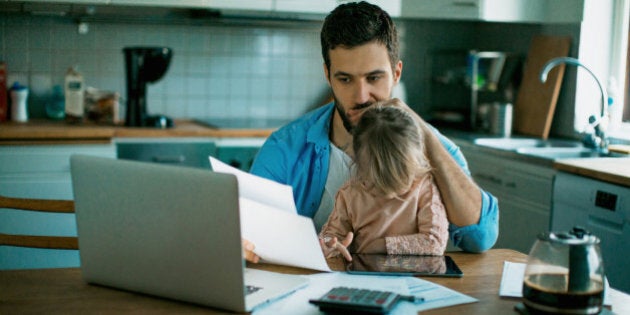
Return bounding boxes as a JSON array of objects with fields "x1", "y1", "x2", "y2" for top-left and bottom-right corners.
[{"x1": 70, "y1": 155, "x2": 309, "y2": 312}]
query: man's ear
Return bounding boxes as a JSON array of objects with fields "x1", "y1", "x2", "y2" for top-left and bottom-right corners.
[{"x1": 393, "y1": 60, "x2": 403, "y2": 84}]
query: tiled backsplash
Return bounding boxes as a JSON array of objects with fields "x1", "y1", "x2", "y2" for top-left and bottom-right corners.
[
  {"x1": 1, "y1": 14, "x2": 330, "y2": 121},
  {"x1": 1, "y1": 12, "x2": 566, "y2": 124}
]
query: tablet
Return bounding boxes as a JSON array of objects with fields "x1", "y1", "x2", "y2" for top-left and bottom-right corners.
[{"x1": 345, "y1": 254, "x2": 463, "y2": 277}]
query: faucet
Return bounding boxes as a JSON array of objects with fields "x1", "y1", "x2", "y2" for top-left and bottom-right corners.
[{"x1": 539, "y1": 57, "x2": 609, "y2": 153}]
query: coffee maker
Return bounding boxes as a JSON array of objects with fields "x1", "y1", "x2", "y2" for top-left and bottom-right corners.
[{"x1": 123, "y1": 47, "x2": 173, "y2": 128}]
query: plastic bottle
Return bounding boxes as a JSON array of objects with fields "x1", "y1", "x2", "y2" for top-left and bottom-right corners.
[
  {"x1": 10, "y1": 82, "x2": 28, "y2": 122},
  {"x1": 606, "y1": 77, "x2": 620, "y2": 132},
  {"x1": 46, "y1": 85, "x2": 65, "y2": 120},
  {"x1": 64, "y1": 67, "x2": 84, "y2": 123}
]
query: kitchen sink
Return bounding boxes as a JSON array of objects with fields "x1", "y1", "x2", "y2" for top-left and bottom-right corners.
[
  {"x1": 471, "y1": 136, "x2": 628, "y2": 160},
  {"x1": 473, "y1": 137, "x2": 582, "y2": 150},
  {"x1": 515, "y1": 147, "x2": 627, "y2": 159}
]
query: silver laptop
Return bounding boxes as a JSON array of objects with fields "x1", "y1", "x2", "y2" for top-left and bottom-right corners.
[{"x1": 70, "y1": 155, "x2": 308, "y2": 312}]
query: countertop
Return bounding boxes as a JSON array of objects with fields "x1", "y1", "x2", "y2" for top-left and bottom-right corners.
[
  {"x1": 3, "y1": 121, "x2": 629, "y2": 187},
  {"x1": 0, "y1": 119, "x2": 275, "y2": 144},
  {"x1": 554, "y1": 158, "x2": 630, "y2": 187},
  {"x1": 442, "y1": 128, "x2": 630, "y2": 188}
]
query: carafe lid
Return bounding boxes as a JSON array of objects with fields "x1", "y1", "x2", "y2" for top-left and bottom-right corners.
[{"x1": 538, "y1": 226, "x2": 600, "y2": 246}]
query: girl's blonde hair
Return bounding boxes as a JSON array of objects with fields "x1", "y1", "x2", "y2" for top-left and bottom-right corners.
[{"x1": 352, "y1": 106, "x2": 431, "y2": 197}]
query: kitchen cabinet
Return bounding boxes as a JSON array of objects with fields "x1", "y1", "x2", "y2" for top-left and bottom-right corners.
[
  {"x1": 8, "y1": 0, "x2": 581, "y2": 23},
  {"x1": 455, "y1": 140, "x2": 556, "y2": 253},
  {"x1": 115, "y1": 137, "x2": 265, "y2": 171},
  {"x1": 110, "y1": 0, "x2": 206, "y2": 8},
  {"x1": 116, "y1": 138, "x2": 217, "y2": 169},
  {"x1": 214, "y1": 138, "x2": 266, "y2": 172},
  {"x1": 0, "y1": 143, "x2": 116, "y2": 270},
  {"x1": 400, "y1": 0, "x2": 584, "y2": 23},
  {"x1": 552, "y1": 172, "x2": 630, "y2": 293},
  {"x1": 109, "y1": 0, "x2": 274, "y2": 11},
  {"x1": 273, "y1": 0, "x2": 400, "y2": 17}
]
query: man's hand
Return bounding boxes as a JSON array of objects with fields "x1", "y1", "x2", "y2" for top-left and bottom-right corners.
[
  {"x1": 319, "y1": 232, "x2": 354, "y2": 261},
  {"x1": 242, "y1": 239, "x2": 260, "y2": 263},
  {"x1": 380, "y1": 98, "x2": 483, "y2": 227}
]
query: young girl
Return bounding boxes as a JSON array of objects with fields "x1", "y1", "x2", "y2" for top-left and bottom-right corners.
[{"x1": 319, "y1": 106, "x2": 449, "y2": 260}]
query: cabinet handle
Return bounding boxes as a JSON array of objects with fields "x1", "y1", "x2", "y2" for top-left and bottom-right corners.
[
  {"x1": 452, "y1": 1, "x2": 478, "y2": 7},
  {"x1": 475, "y1": 173, "x2": 502, "y2": 185},
  {"x1": 152, "y1": 155, "x2": 186, "y2": 163}
]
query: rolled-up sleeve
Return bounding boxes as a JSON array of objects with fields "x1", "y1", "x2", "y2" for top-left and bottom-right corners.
[{"x1": 448, "y1": 190, "x2": 499, "y2": 252}]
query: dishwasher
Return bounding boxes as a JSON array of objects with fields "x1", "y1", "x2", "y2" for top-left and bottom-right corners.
[
  {"x1": 552, "y1": 172, "x2": 629, "y2": 293},
  {"x1": 116, "y1": 138, "x2": 217, "y2": 169}
]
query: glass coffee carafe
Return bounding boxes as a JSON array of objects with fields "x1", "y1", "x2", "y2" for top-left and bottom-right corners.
[{"x1": 522, "y1": 227, "x2": 605, "y2": 315}]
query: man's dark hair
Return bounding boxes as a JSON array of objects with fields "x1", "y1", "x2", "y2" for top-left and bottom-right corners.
[{"x1": 320, "y1": 1, "x2": 399, "y2": 74}]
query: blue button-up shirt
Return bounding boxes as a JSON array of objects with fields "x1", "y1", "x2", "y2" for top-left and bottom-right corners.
[{"x1": 250, "y1": 103, "x2": 498, "y2": 252}]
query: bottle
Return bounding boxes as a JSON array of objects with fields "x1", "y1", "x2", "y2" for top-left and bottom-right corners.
[
  {"x1": 64, "y1": 67, "x2": 85, "y2": 123},
  {"x1": 0, "y1": 62, "x2": 8, "y2": 122},
  {"x1": 46, "y1": 85, "x2": 65, "y2": 120},
  {"x1": 606, "y1": 77, "x2": 620, "y2": 132},
  {"x1": 10, "y1": 81, "x2": 28, "y2": 122}
]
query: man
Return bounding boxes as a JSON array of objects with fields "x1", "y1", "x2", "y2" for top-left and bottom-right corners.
[{"x1": 246, "y1": 1, "x2": 498, "y2": 262}]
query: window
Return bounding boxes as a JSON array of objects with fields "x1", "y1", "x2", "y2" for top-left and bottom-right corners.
[
  {"x1": 625, "y1": 17, "x2": 630, "y2": 121},
  {"x1": 577, "y1": 0, "x2": 629, "y2": 140}
]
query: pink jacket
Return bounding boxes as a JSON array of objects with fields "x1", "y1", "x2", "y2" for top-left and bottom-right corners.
[{"x1": 321, "y1": 174, "x2": 449, "y2": 255}]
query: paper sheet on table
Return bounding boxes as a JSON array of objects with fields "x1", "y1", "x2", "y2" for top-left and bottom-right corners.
[
  {"x1": 209, "y1": 157, "x2": 296, "y2": 214},
  {"x1": 499, "y1": 261, "x2": 611, "y2": 305},
  {"x1": 499, "y1": 261, "x2": 526, "y2": 297},
  {"x1": 210, "y1": 156, "x2": 330, "y2": 271},
  {"x1": 253, "y1": 272, "x2": 477, "y2": 315}
]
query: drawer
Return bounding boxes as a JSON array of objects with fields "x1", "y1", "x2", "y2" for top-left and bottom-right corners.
[
  {"x1": 0, "y1": 144, "x2": 116, "y2": 174},
  {"x1": 502, "y1": 167, "x2": 553, "y2": 206}
]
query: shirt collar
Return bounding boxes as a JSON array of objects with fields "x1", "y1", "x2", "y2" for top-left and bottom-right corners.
[{"x1": 306, "y1": 102, "x2": 335, "y2": 149}]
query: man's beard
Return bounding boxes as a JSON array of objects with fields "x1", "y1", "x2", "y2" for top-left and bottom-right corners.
[{"x1": 333, "y1": 97, "x2": 374, "y2": 133}]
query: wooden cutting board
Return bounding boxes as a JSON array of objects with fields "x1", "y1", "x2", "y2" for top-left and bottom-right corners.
[{"x1": 513, "y1": 35, "x2": 572, "y2": 139}]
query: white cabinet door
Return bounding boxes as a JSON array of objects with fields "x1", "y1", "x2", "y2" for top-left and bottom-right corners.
[
  {"x1": 401, "y1": 0, "x2": 481, "y2": 20},
  {"x1": 274, "y1": 0, "x2": 337, "y2": 13},
  {"x1": 457, "y1": 142, "x2": 555, "y2": 252},
  {"x1": 273, "y1": 0, "x2": 400, "y2": 17},
  {"x1": 209, "y1": 0, "x2": 273, "y2": 11},
  {"x1": 0, "y1": 143, "x2": 116, "y2": 270},
  {"x1": 400, "y1": 0, "x2": 583, "y2": 23},
  {"x1": 109, "y1": 0, "x2": 206, "y2": 7},
  {"x1": 9, "y1": 0, "x2": 111, "y2": 3},
  {"x1": 495, "y1": 197, "x2": 548, "y2": 253}
]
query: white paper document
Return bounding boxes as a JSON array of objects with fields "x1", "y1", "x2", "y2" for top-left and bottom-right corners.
[
  {"x1": 210, "y1": 157, "x2": 297, "y2": 214},
  {"x1": 210, "y1": 157, "x2": 331, "y2": 271},
  {"x1": 499, "y1": 261, "x2": 527, "y2": 297},
  {"x1": 253, "y1": 272, "x2": 477, "y2": 315}
]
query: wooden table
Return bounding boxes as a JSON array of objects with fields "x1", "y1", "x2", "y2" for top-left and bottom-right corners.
[{"x1": 1, "y1": 249, "x2": 628, "y2": 314}]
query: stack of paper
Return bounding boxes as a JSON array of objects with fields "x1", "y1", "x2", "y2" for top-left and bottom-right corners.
[
  {"x1": 210, "y1": 157, "x2": 331, "y2": 271},
  {"x1": 254, "y1": 272, "x2": 478, "y2": 314}
]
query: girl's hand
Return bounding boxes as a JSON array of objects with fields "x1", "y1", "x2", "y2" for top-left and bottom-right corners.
[
  {"x1": 319, "y1": 232, "x2": 354, "y2": 261},
  {"x1": 242, "y1": 238, "x2": 260, "y2": 263}
]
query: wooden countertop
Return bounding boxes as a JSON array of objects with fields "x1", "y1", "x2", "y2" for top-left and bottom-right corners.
[
  {"x1": 554, "y1": 157, "x2": 630, "y2": 187},
  {"x1": 0, "y1": 119, "x2": 275, "y2": 144}
]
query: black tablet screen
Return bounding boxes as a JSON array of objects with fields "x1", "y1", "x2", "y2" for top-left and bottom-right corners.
[{"x1": 345, "y1": 254, "x2": 463, "y2": 277}]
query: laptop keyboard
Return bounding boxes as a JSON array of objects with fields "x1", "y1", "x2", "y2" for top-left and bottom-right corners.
[{"x1": 246, "y1": 285, "x2": 263, "y2": 295}]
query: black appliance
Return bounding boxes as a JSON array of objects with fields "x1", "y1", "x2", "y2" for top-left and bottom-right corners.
[{"x1": 123, "y1": 47, "x2": 173, "y2": 128}]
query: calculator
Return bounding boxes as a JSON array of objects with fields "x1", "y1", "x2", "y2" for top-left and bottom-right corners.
[{"x1": 309, "y1": 286, "x2": 421, "y2": 314}]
